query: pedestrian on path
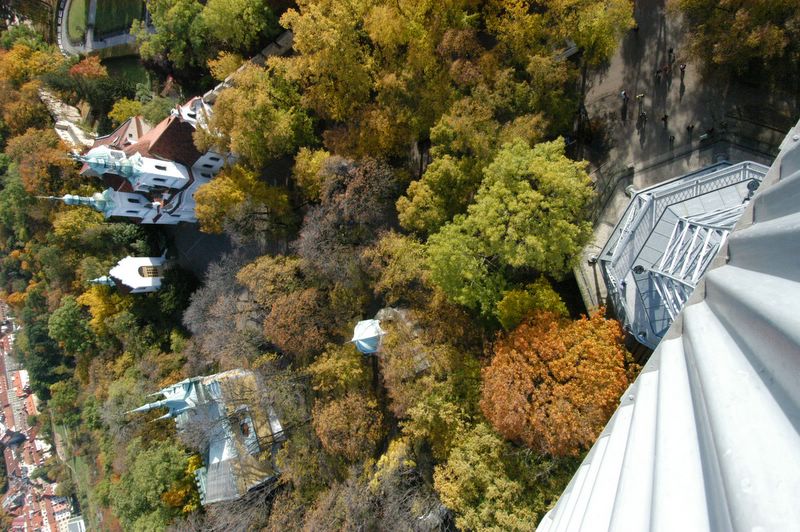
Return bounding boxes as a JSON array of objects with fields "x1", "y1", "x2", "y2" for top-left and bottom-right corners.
[
  {"x1": 669, "y1": 135, "x2": 675, "y2": 144},
  {"x1": 661, "y1": 113, "x2": 669, "y2": 126},
  {"x1": 668, "y1": 48, "x2": 675, "y2": 64},
  {"x1": 621, "y1": 90, "x2": 629, "y2": 102},
  {"x1": 687, "y1": 123, "x2": 695, "y2": 132}
]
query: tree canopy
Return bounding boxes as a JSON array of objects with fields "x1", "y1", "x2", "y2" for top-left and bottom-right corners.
[
  {"x1": 481, "y1": 310, "x2": 631, "y2": 456},
  {"x1": 427, "y1": 138, "x2": 593, "y2": 316}
]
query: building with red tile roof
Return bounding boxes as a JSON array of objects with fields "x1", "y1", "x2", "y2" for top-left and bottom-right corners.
[{"x1": 55, "y1": 97, "x2": 230, "y2": 226}]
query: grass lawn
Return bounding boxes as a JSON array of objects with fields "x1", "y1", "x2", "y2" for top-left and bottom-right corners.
[
  {"x1": 66, "y1": 0, "x2": 88, "y2": 43},
  {"x1": 102, "y1": 55, "x2": 150, "y2": 86},
  {"x1": 54, "y1": 423, "x2": 98, "y2": 529},
  {"x1": 95, "y1": 0, "x2": 145, "y2": 38}
]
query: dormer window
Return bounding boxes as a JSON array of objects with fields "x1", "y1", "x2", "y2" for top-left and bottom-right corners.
[
  {"x1": 202, "y1": 164, "x2": 213, "y2": 169},
  {"x1": 155, "y1": 164, "x2": 167, "y2": 171}
]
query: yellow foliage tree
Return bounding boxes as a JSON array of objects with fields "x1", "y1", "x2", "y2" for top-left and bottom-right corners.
[
  {"x1": 108, "y1": 98, "x2": 144, "y2": 125},
  {"x1": 194, "y1": 164, "x2": 290, "y2": 233},
  {"x1": 207, "y1": 51, "x2": 244, "y2": 81},
  {"x1": 0, "y1": 42, "x2": 64, "y2": 87},
  {"x1": 76, "y1": 286, "x2": 132, "y2": 334}
]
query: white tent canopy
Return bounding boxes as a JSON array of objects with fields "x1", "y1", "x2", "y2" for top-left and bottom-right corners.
[{"x1": 351, "y1": 319, "x2": 385, "y2": 354}]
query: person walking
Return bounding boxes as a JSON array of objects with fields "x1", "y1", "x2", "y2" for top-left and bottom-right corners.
[
  {"x1": 621, "y1": 90, "x2": 629, "y2": 102},
  {"x1": 661, "y1": 113, "x2": 669, "y2": 126}
]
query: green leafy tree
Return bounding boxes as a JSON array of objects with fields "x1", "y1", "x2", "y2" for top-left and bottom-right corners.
[
  {"x1": 111, "y1": 437, "x2": 188, "y2": 531},
  {"x1": 427, "y1": 138, "x2": 593, "y2": 316},
  {"x1": 131, "y1": 0, "x2": 207, "y2": 71},
  {"x1": 48, "y1": 295, "x2": 94, "y2": 355},
  {"x1": 141, "y1": 96, "x2": 178, "y2": 125},
  {"x1": 495, "y1": 276, "x2": 568, "y2": 331},
  {"x1": 201, "y1": 0, "x2": 279, "y2": 52},
  {"x1": 48, "y1": 379, "x2": 81, "y2": 428}
]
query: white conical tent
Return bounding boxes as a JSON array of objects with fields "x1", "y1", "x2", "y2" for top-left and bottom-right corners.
[{"x1": 351, "y1": 320, "x2": 385, "y2": 354}]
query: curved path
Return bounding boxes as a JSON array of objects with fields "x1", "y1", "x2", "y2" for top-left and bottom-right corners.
[{"x1": 56, "y1": 0, "x2": 137, "y2": 56}]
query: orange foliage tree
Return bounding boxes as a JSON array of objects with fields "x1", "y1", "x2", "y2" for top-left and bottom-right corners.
[
  {"x1": 6, "y1": 128, "x2": 77, "y2": 194},
  {"x1": 68, "y1": 55, "x2": 108, "y2": 79},
  {"x1": 312, "y1": 391, "x2": 384, "y2": 462},
  {"x1": 480, "y1": 309, "x2": 630, "y2": 457}
]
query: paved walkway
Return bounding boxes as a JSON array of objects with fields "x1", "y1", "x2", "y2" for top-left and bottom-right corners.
[
  {"x1": 56, "y1": 0, "x2": 137, "y2": 56},
  {"x1": 574, "y1": 0, "x2": 798, "y2": 311}
]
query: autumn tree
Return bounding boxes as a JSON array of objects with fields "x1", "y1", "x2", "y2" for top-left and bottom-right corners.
[
  {"x1": 1, "y1": 80, "x2": 50, "y2": 136},
  {"x1": 183, "y1": 253, "x2": 266, "y2": 368},
  {"x1": 207, "y1": 51, "x2": 243, "y2": 81},
  {"x1": 194, "y1": 164, "x2": 292, "y2": 234},
  {"x1": 6, "y1": 128, "x2": 78, "y2": 194},
  {"x1": 262, "y1": 287, "x2": 337, "y2": 362},
  {"x1": 677, "y1": 0, "x2": 800, "y2": 74},
  {"x1": 280, "y1": 0, "x2": 463, "y2": 157},
  {"x1": 361, "y1": 231, "x2": 431, "y2": 307},
  {"x1": 236, "y1": 254, "x2": 305, "y2": 310},
  {"x1": 294, "y1": 157, "x2": 399, "y2": 284},
  {"x1": 313, "y1": 391, "x2": 384, "y2": 462},
  {"x1": 304, "y1": 438, "x2": 445, "y2": 531},
  {"x1": 434, "y1": 423, "x2": 577, "y2": 531},
  {"x1": 481, "y1": 309, "x2": 630, "y2": 457},
  {"x1": 427, "y1": 138, "x2": 593, "y2": 316},
  {"x1": 194, "y1": 63, "x2": 313, "y2": 170},
  {"x1": 0, "y1": 40, "x2": 63, "y2": 87},
  {"x1": 292, "y1": 147, "x2": 330, "y2": 202},
  {"x1": 69, "y1": 55, "x2": 108, "y2": 79},
  {"x1": 557, "y1": 0, "x2": 634, "y2": 67},
  {"x1": 108, "y1": 98, "x2": 144, "y2": 125},
  {"x1": 308, "y1": 343, "x2": 369, "y2": 399}
]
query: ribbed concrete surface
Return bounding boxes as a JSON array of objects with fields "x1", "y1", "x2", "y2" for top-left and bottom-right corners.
[{"x1": 538, "y1": 119, "x2": 800, "y2": 532}]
